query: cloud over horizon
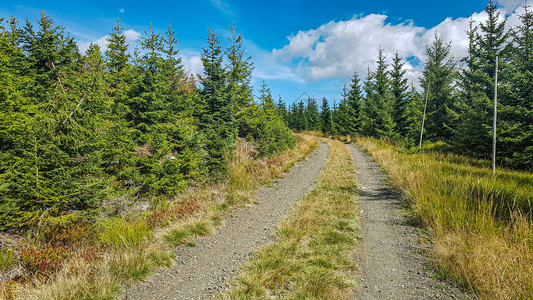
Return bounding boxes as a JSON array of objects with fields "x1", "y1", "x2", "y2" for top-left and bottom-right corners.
[{"x1": 271, "y1": 3, "x2": 525, "y2": 88}]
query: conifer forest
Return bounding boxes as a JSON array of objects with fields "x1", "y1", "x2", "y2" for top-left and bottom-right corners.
[
  {"x1": 0, "y1": 1, "x2": 532, "y2": 299},
  {"x1": 287, "y1": 1, "x2": 532, "y2": 169}
]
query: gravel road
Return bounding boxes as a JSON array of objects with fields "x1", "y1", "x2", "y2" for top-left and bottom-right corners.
[
  {"x1": 123, "y1": 142, "x2": 329, "y2": 300},
  {"x1": 348, "y1": 143, "x2": 468, "y2": 300}
]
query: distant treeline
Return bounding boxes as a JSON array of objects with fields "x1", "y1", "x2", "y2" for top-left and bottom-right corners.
[
  {"x1": 284, "y1": 1, "x2": 532, "y2": 170},
  {"x1": 0, "y1": 13, "x2": 295, "y2": 229}
]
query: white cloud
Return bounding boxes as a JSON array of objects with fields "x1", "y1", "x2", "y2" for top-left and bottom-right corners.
[
  {"x1": 79, "y1": 29, "x2": 141, "y2": 54},
  {"x1": 124, "y1": 29, "x2": 141, "y2": 41},
  {"x1": 119, "y1": 8, "x2": 125, "y2": 13},
  {"x1": 181, "y1": 54, "x2": 204, "y2": 75},
  {"x1": 497, "y1": 0, "x2": 525, "y2": 14},
  {"x1": 273, "y1": 14, "x2": 427, "y2": 83},
  {"x1": 79, "y1": 35, "x2": 109, "y2": 53},
  {"x1": 272, "y1": 7, "x2": 523, "y2": 88}
]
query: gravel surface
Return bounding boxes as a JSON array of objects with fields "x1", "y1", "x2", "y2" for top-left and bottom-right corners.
[
  {"x1": 348, "y1": 143, "x2": 468, "y2": 300},
  {"x1": 123, "y1": 142, "x2": 329, "y2": 300}
]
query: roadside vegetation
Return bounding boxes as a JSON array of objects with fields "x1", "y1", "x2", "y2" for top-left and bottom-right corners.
[
  {"x1": 0, "y1": 9, "x2": 308, "y2": 300},
  {"x1": 223, "y1": 138, "x2": 359, "y2": 299},
  {"x1": 357, "y1": 137, "x2": 533, "y2": 299},
  {"x1": 0, "y1": 134, "x2": 317, "y2": 299}
]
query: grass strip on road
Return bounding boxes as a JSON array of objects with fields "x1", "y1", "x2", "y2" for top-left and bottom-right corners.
[{"x1": 222, "y1": 139, "x2": 359, "y2": 299}]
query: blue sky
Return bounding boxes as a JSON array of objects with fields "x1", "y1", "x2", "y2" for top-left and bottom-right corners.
[{"x1": 0, "y1": 0, "x2": 526, "y2": 104}]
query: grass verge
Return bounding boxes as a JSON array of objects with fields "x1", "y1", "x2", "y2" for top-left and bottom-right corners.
[
  {"x1": 1, "y1": 133, "x2": 318, "y2": 300},
  {"x1": 357, "y1": 137, "x2": 533, "y2": 300},
  {"x1": 221, "y1": 138, "x2": 359, "y2": 299}
]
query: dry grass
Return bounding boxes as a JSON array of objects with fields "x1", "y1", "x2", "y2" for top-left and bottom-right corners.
[
  {"x1": 357, "y1": 137, "x2": 533, "y2": 300},
  {"x1": 222, "y1": 138, "x2": 359, "y2": 299},
  {"x1": 3, "y1": 134, "x2": 318, "y2": 300}
]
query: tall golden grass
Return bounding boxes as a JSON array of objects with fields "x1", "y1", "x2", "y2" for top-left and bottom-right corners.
[{"x1": 357, "y1": 137, "x2": 533, "y2": 299}]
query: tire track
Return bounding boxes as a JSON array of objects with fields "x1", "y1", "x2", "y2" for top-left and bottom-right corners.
[{"x1": 348, "y1": 143, "x2": 466, "y2": 300}]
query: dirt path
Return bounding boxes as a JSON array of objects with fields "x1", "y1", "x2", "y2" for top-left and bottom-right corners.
[
  {"x1": 123, "y1": 142, "x2": 329, "y2": 300},
  {"x1": 348, "y1": 144, "x2": 467, "y2": 300}
]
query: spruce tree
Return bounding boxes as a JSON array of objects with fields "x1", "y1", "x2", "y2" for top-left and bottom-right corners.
[
  {"x1": 226, "y1": 25, "x2": 254, "y2": 112},
  {"x1": 346, "y1": 71, "x2": 363, "y2": 135},
  {"x1": 476, "y1": 0, "x2": 510, "y2": 99},
  {"x1": 360, "y1": 66, "x2": 377, "y2": 137},
  {"x1": 200, "y1": 29, "x2": 235, "y2": 173},
  {"x1": 305, "y1": 97, "x2": 321, "y2": 131},
  {"x1": 105, "y1": 18, "x2": 129, "y2": 89},
  {"x1": 276, "y1": 95, "x2": 288, "y2": 123},
  {"x1": 421, "y1": 34, "x2": 458, "y2": 142},
  {"x1": 336, "y1": 85, "x2": 350, "y2": 135},
  {"x1": 360, "y1": 48, "x2": 395, "y2": 138},
  {"x1": 320, "y1": 97, "x2": 332, "y2": 134},
  {"x1": 258, "y1": 80, "x2": 276, "y2": 113},
  {"x1": 504, "y1": 3, "x2": 533, "y2": 167},
  {"x1": 390, "y1": 52, "x2": 411, "y2": 137}
]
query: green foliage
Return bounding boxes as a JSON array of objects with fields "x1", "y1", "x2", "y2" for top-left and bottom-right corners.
[
  {"x1": 164, "y1": 219, "x2": 213, "y2": 245},
  {"x1": 361, "y1": 48, "x2": 396, "y2": 139},
  {"x1": 320, "y1": 97, "x2": 332, "y2": 134},
  {"x1": 239, "y1": 101, "x2": 296, "y2": 157},
  {"x1": 98, "y1": 218, "x2": 150, "y2": 249},
  {"x1": 305, "y1": 97, "x2": 321, "y2": 131},
  {"x1": 2, "y1": 15, "x2": 297, "y2": 230},
  {"x1": 0, "y1": 249, "x2": 14, "y2": 271},
  {"x1": 421, "y1": 34, "x2": 458, "y2": 142}
]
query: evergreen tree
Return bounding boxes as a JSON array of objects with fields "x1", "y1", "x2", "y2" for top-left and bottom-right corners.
[
  {"x1": 503, "y1": 3, "x2": 533, "y2": 167},
  {"x1": 295, "y1": 100, "x2": 308, "y2": 131},
  {"x1": 360, "y1": 66, "x2": 376, "y2": 137},
  {"x1": 258, "y1": 80, "x2": 275, "y2": 113},
  {"x1": 345, "y1": 71, "x2": 363, "y2": 135},
  {"x1": 105, "y1": 18, "x2": 129, "y2": 89},
  {"x1": 127, "y1": 24, "x2": 165, "y2": 129},
  {"x1": 390, "y1": 52, "x2": 411, "y2": 137},
  {"x1": 305, "y1": 97, "x2": 321, "y2": 131},
  {"x1": 335, "y1": 85, "x2": 350, "y2": 135},
  {"x1": 276, "y1": 95, "x2": 288, "y2": 123},
  {"x1": 476, "y1": 0, "x2": 511, "y2": 99},
  {"x1": 320, "y1": 97, "x2": 332, "y2": 134},
  {"x1": 421, "y1": 34, "x2": 458, "y2": 142},
  {"x1": 200, "y1": 29, "x2": 235, "y2": 173},
  {"x1": 456, "y1": 1, "x2": 512, "y2": 159},
  {"x1": 226, "y1": 25, "x2": 254, "y2": 112},
  {"x1": 360, "y1": 48, "x2": 395, "y2": 138}
]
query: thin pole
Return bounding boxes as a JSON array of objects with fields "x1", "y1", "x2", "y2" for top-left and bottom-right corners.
[
  {"x1": 492, "y1": 56, "x2": 498, "y2": 174},
  {"x1": 419, "y1": 80, "x2": 430, "y2": 148}
]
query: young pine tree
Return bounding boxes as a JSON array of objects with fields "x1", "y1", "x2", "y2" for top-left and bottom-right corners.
[
  {"x1": 320, "y1": 97, "x2": 332, "y2": 134},
  {"x1": 305, "y1": 97, "x2": 321, "y2": 131},
  {"x1": 390, "y1": 52, "x2": 412, "y2": 138},
  {"x1": 346, "y1": 71, "x2": 363, "y2": 135},
  {"x1": 200, "y1": 29, "x2": 236, "y2": 174},
  {"x1": 421, "y1": 34, "x2": 458, "y2": 142}
]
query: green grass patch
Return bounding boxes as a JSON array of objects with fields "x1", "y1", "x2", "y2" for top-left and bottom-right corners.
[
  {"x1": 98, "y1": 218, "x2": 151, "y2": 249},
  {"x1": 0, "y1": 249, "x2": 14, "y2": 271},
  {"x1": 165, "y1": 219, "x2": 213, "y2": 246}
]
